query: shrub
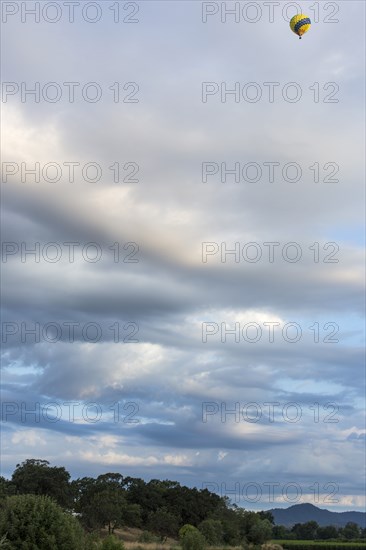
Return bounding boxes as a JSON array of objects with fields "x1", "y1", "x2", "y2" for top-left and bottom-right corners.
[
  {"x1": 100, "y1": 535, "x2": 125, "y2": 549},
  {"x1": 179, "y1": 524, "x2": 206, "y2": 550},
  {"x1": 0, "y1": 494, "x2": 86, "y2": 549},
  {"x1": 179, "y1": 524, "x2": 197, "y2": 539},
  {"x1": 84, "y1": 532, "x2": 100, "y2": 550},
  {"x1": 198, "y1": 518, "x2": 223, "y2": 545},
  {"x1": 248, "y1": 519, "x2": 273, "y2": 545},
  {"x1": 138, "y1": 530, "x2": 155, "y2": 542},
  {"x1": 0, "y1": 535, "x2": 11, "y2": 549},
  {"x1": 147, "y1": 507, "x2": 180, "y2": 540}
]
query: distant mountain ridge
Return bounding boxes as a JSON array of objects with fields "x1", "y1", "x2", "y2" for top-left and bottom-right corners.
[{"x1": 269, "y1": 503, "x2": 366, "y2": 528}]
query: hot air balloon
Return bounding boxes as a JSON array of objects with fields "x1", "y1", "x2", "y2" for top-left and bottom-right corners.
[{"x1": 290, "y1": 14, "x2": 311, "y2": 39}]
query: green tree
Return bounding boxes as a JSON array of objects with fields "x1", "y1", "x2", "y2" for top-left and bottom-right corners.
[
  {"x1": 198, "y1": 518, "x2": 223, "y2": 545},
  {"x1": 272, "y1": 524, "x2": 290, "y2": 539},
  {"x1": 0, "y1": 494, "x2": 86, "y2": 549},
  {"x1": 235, "y1": 509, "x2": 259, "y2": 539},
  {"x1": 317, "y1": 525, "x2": 339, "y2": 540},
  {"x1": 123, "y1": 477, "x2": 164, "y2": 523},
  {"x1": 81, "y1": 489, "x2": 126, "y2": 534},
  {"x1": 292, "y1": 521, "x2": 319, "y2": 540},
  {"x1": 179, "y1": 524, "x2": 198, "y2": 539},
  {"x1": 208, "y1": 502, "x2": 241, "y2": 545},
  {"x1": 0, "y1": 478, "x2": 15, "y2": 500},
  {"x1": 73, "y1": 473, "x2": 136, "y2": 534},
  {"x1": 122, "y1": 503, "x2": 142, "y2": 528},
  {"x1": 342, "y1": 522, "x2": 360, "y2": 540},
  {"x1": 147, "y1": 506, "x2": 180, "y2": 541},
  {"x1": 11, "y1": 459, "x2": 72, "y2": 508},
  {"x1": 258, "y1": 511, "x2": 275, "y2": 524},
  {"x1": 248, "y1": 518, "x2": 273, "y2": 544},
  {"x1": 179, "y1": 524, "x2": 206, "y2": 550}
]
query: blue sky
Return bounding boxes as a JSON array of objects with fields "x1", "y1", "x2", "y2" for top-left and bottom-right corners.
[{"x1": 1, "y1": 1, "x2": 365, "y2": 512}]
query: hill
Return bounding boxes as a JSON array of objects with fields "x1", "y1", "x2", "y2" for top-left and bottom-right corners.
[{"x1": 269, "y1": 503, "x2": 366, "y2": 528}]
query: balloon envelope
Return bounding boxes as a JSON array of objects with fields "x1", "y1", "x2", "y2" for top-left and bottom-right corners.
[{"x1": 290, "y1": 14, "x2": 311, "y2": 38}]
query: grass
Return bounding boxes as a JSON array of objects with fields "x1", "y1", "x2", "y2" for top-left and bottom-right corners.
[
  {"x1": 276, "y1": 542, "x2": 366, "y2": 548},
  {"x1": 121, "y1": 547, "x2": 237, "y2": 550},
  {"x1": 277, "y1": 541, "x2": 365, "y2": 545},
  {"x1": 99, "y1": 529, "x2": 366, "y2": 550}
]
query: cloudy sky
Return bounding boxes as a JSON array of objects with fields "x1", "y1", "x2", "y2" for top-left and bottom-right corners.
[{"x1": 1, "y1": 1, "x2": 365, "y2": 512}]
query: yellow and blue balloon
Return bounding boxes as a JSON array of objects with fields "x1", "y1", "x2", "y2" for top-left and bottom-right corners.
[{"x1": 290, "y1": 14, "x2": 311, "y2": 39}]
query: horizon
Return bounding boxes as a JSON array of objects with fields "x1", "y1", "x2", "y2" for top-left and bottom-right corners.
[
  {"x1": 1, "y1": 458, "x2": 365, "y2": 515},
  {"x1": 1, "y1": 457, "x2": 365, "y2": 516}
]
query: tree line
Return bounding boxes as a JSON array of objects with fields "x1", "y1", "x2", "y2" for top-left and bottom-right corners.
[
  {"x1": 0, "y1": 459, "x2": 365, "y2": 549},
  {"x1": 272, "y1": 521, "x2": 365, "y2": 541}
]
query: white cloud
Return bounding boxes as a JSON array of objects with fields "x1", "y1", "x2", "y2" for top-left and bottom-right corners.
[{"x1": 11, "y1": 430, "x2": 46, "y2": 447}]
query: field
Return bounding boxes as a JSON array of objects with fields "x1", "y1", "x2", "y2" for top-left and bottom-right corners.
[
  {"x1": 118, "y1": 545, "x2": 243, "y2": 550},
  {"x1": 277, "y1": 541, "x2": 366, "y2": 550},
  {"x1": 102, "y1": 527, "x2": 244, "y2": 549},
  {"x1": 98, "y1": 529, "x2": 366, "y2": 550}
]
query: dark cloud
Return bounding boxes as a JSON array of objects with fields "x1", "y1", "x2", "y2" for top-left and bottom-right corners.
[{"x1": 1, "y1": 1, "x2": 365, "y2": 512}]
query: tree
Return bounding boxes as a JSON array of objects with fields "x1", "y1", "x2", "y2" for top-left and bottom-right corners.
[
  {"x1": 81, "y1": 489, "x2": 126, "y2": 534},
  {"x1": 198, "y1": 518, "x2": 223, "y2": 545},
  {"x1": 11, "y1": 459, "x2": 72, "y2": 508},
  {"x1": 248, "y1": 518, "x2": 273, "y2": 544},
  {"x1": 0, "y1": 478, "x2": 15, "y2": 500},
  {"x1": 317, "y1": 525, "x2": 339, "y2": 540},
  {"x1": 147, "y1": 506, "x2": 180, "y2": 541},
  {"x1": 208, "y1": 502, "x2": 241, "y2": 545},
  {"x1": 121, "y1": 503, "x2": 142, "y2": 528},
  {"x1": 0, "y1": 494, "x2": 86, "y2": 549},
  {"x1": 124, "y1": 477, "x2": 164, "y2": 523},
  {"x1": 179, "y1": 524, "x2": 206, "y2": 550},
  {"x1": 292, "y1": 521, "x2": 319, "y2": 540},
  {"x1": 181, "y1": 530, "x2": 207, "y2": 550},
  {"x1": 230, "y1": 508, "x2": 273, "y2": 544},
  {"x1": 258, "y1": 511, "x2": 275, "y2": 524},
  {"x1": 272, "y1": 525, "x2": 290, "y2": 539},
  {"x1": 342, "y1": 522, "x2": 360, "y2": 540},
  {"x1": 235, "y1": 509, "x2": 259, "y2": 539},
  {"x1": 73, "y1": 473, "x2": 134, "y2": 534}
]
